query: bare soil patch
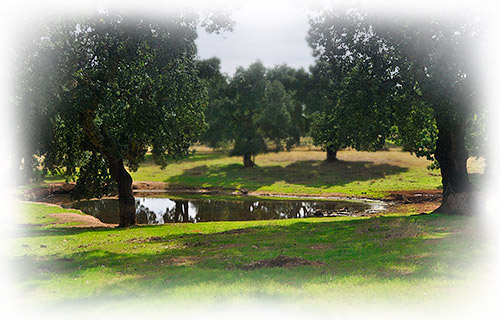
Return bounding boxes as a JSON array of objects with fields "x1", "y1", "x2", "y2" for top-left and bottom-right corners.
[
  {"x1": 132, "y1": 181, "x2": 235, "y2": 196},
  {"x1": 132, "y1": 181, "x2": 168, "y2": 190},
  {"x1": 396, "y1": 202, "x2": 441, "y2": 214},
  {"x1": 242, "y1": 255, "x2": 323, "y2": 270},
  {"x1": 385, "y1": 190, "x2": 442, "y2": 202},
  {"x1": 48, "y1": 212, "x2": 116, "y2": 228},
  {"x1": 162, "y1": 256, "x2": 201, "y2": 266},
  {"x1": 218, "y1": 243, "x2": 245, "y2": 249},
  {"x1": 127, "y1": 236, "x2": 167, "y2": 243}
]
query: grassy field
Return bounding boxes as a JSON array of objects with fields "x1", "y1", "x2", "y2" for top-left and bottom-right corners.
[
  {"x1": 40, "y1": 146, "x2": 484, "y2": 198},
  {"x1": 7, "y1": 201, "x2": 492, "y2": 311},
  {"x1": 14, "y1": 146, "x2": 490, "y2": 314},
  {"x1": 129, "y1": 146, "x2": 484, "y2": 198}
]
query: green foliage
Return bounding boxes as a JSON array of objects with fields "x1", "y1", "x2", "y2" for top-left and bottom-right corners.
[
  {"x1": 306, "y1": 36, "x2": 394, "y2": 156},
  {"x1": 307, "y1": 7, "x2": 485, "y2": 170},
  {"x1": 72, "y1": 153, "x2": 116, "y2": 200},
  {"x1": 390, "y1": 100, "x2": 438, "y2": 162},
  {"x1": 310, "y1": 111, "x2": 347, "y2": 153},
  {"x1": 15, "y1": 10, "x2": 224, "y2": 197},
  {"x1": 197, "y1": 58, "x2": 233, "y2": 149},
  {"x1": 259, "y1": 80, "x2": 296, "y2": 151},
  {"x1": 266, "y1": 64, "x2": 309, "y2": 139},
  {"x1": 227, "y1": 61, "x2": 268, "y2": 160},
  {"x1": 199, "y1": 61, "x2": 310, "y2": 163},
  {"x1": 465, "y1": 111, "x2": 488, "y2": 159}
]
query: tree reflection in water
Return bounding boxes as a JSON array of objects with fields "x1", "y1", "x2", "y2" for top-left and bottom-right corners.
[{"x1": 67, "y1": 197, "x2": 375, "y2": 225}]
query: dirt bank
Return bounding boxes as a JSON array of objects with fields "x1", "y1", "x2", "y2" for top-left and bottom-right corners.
[
  {"x1": 21, "y1": 182, "x2": 443, "y2": 228},
  {"x1": 48, "y1": 212, "x2": 116, "y2": 228},
  {"x1": 22, "y1": 201, "x2": 116, "y2": 228}
]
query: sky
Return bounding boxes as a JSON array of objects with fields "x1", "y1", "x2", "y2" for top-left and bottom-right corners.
[{"x1": 195, "y1": 1, "x2": 316, "y2": 75}]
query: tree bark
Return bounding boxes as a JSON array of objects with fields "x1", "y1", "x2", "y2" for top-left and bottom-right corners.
[
  {"x1": 243, "y1": 153, "x2": 255, "y2": 167},
  {"x1": 433, "y1": 120, "x2": 477, "y2": 215},
  {"x1": 326, "y1": 147, "x2": 338, "y2": 162},
  {"x1": 108, "y1": 158, "x2": 136, "y2": 227}
]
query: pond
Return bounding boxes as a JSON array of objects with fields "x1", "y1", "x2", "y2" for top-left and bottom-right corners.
[{"x1": 64, "y1": 196, "x2": 386, "y2": 224}]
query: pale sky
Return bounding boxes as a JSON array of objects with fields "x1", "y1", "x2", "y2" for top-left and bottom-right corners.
[{"x1": 195, "y1": 1, "x2": 316, "y2": 76}]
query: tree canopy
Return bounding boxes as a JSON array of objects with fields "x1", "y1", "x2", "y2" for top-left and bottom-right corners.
[
  {"x1": 306, "y1": 56, "x2": 393, "y2": 161},
  {"x1": 227, "y1": 61, "x2": 269, "y2": 167},
  {"x1": 200, "y1": 61, "x2": 306, "y2": 166},
  {"x1": 15, "y1": 10, "x2": 231, "y2": 226},
  {"x1": 197, "y1": 57, "x2": 233, "y2": 149},
  {"x1": 307, "y1": 7, "x2": 484, "y2": 214}
]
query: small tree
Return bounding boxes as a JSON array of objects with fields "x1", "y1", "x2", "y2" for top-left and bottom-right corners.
[
  {"x1": 310, "y1": 112, "x2": 344, "y2": 161},
  {"x1": 306, "y1": 61, "x2": 344, "y2": 161},
  {"x1": 266, "y1": 65, "x2": 309, "y2": 146},
  {"x1": 227, "y1": 62, "x2": 269, "y2": 167},
  {"x1": 259, "y1": 80, "x2": 295, "y2": 151},
  {"x1": 221, "y1": 62, "x2": 303, "y2": 166},
  {"x1": 306, "y1": 54, "x2": 394, "y2": 161}
]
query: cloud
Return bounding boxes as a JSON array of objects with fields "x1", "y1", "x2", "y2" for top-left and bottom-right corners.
[{"x1": 196, "y1": 1, "x2": 315, "y2": 75}]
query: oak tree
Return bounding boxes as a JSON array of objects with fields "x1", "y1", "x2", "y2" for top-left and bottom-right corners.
[
  {"x1": 308, "y1": 7, "x2": 484, "y2": 214},
  {"x1": 15, "y1": 10, "x2": 231, "y2": 226}
]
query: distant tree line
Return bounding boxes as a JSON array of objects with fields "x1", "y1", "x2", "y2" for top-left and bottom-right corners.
[
  {"x1": 198, "y1": 7, "x2": 487, "y2": 215},
  {"x1": 197, "y1": 59, "x2": 310, "y2": 167}
]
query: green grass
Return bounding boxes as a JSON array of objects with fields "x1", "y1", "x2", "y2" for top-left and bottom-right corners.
[
  {"x1": 36, "y1": 147, "x2": 484, "y2": 199},
  {"x1": 9, "y1": 202, "x2": 492, "y2": 308},
  {"x1": 18, "y1": 147, "x2": 488, "y2": 311},
  {"x1": 18, "y1": 202, "x2": 83, "y2": 225},
  {"x1": 129, "y1": 148, "x2": 450, "y2": 198}
]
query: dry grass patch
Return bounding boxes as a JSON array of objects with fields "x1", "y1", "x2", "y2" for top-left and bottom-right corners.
[{"x1": 161, "y1": 256, "x2": 202, "y2": 266}]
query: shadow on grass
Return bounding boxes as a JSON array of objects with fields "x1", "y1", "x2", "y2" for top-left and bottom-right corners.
[
  {"x1": 14, "y1": 214, "x2": 482, "y2": 303},
  {"x1": 165, "y1": 159, "x2": 408, "y2": 190},
  {"x1": 16, "y1": 226, "x2": 117, "y2": 238},
  {"x1": 141, "y1": 152, "x2": 228, "y2": 165},
  {"x1": 469, "y1": 173, "x2": 486, "y2": 188}
]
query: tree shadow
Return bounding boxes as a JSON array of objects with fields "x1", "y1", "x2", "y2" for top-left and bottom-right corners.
[
  {"x1": 141, "y1": 152, "x2": 227, "y2": 165},
  {"x1": 15, "y1": 225, "x2": 117, "y2": 238},
  {"x1": 469, "y1": 173, "x2": 486, "y2": 188},
  {"x1": 166, "y1": 159, "x2": 408, "y2": 190},
  {"x1": 13, "y1": 214, "x2": 483, "y2": 305}
]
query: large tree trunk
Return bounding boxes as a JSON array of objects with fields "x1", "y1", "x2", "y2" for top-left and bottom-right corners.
[
  {"x1": 433, "y1": 120, "x2": 477, "y2": 215},
  {"x1": 108, "y1": 158, "x2": 136, "y2": 227},
  {"x1": 326, "y1": 147, "x2": 338, "y2": 162},
  {"x1": 243, "y1": 153, "x2": 255, "y2": 167}
]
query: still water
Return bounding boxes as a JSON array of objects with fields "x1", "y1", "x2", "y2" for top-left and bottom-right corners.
[{"x1": 65, "y1": 197, "x2": 384, "y2": 224}]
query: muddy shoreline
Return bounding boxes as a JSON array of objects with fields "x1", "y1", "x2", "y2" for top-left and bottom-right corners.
[
  {"x1": 19, "y1": 181, "x2": 442, "y2": 227},
  {"x1": 20, "y1": 181, "x2": 442, "y2": 202}
]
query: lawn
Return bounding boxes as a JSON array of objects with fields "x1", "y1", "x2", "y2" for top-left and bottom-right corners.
[
  {"x1": 40, "y1": 146, "x2": 484, "y2": 199},
  {"x1": 129, "y1": 146, "x2": 484, "y2": 198},
  {"x1": 7, "y1": 201, "x2": 492, "y2": 312},
  {"x1": 17, "y1": 146, "x2": 490, "y2": 315}
]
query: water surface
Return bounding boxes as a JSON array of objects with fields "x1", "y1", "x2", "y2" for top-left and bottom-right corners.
[{"x1": 66, "y1": 196, "x2": 384, "y2": 224}]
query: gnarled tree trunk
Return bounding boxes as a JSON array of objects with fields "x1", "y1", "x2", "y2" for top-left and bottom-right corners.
[
  {"x1": 433, "y1": 120, "x2": 477, "y2": 215},
  {"x1": 108, "y1": 158, "x2": 136, "y2": 227},
  {"x1": 243, "y1": 153, "x2": 255, "y2": 167},
  {"x1": 326, "y1": 146, "x2": 338, "y2": 162}
]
